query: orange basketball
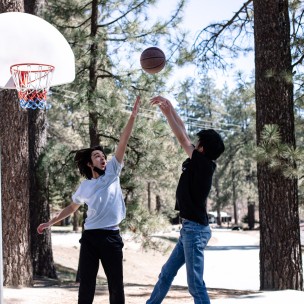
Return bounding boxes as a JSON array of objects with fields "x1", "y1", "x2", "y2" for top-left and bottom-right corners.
[{"x1": 140, "y1": 47, "x2": 166, "y2": 74}]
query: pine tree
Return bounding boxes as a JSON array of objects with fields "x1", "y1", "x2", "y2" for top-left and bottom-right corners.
[
  {"x1": 193, "y1": 0, "x2": 303, "y2": 290},
  {"x1": 42, "y1": 0, "x2": 188, "y2": 237},
  {"x1": 0, "y1": 0, "x2": 33, "y2": 286}
]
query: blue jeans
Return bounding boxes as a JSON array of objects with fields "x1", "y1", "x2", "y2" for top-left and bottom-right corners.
[{"x1": 146, "y1": 219, "x2": 211, "y2": 304}]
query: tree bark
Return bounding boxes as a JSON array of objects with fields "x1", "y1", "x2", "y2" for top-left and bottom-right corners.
[
  {"x1": 88, "y1": 0, "x2": 100, "y2": 146},
  {"x1": 232, "y1": 162, "x2": 238, "y2": 224},
  {"x1": 0, "y1": 0, "x2": 22, "y2": 12},
  {"x1": 216, "y1": 206, "x2": 221, "y2": 226},
  {"x1": 155, "y1": 195, "x2": 161, "y2": 213},
  {"x1": 24, "y1": 0, "x2": 44, "y2": 15},
  {"x1": 23, "y1": 0, "x2": 57, "y2": 280},
  {"x1": 28, "y1": 111, "x2": 57, "y2": 278},
  {"x1": 0, "y1": 91, "x2": 33, "y2": 286},
  {"x1": 247, "y1": 202, "x2": 255, "y2": 230},
  {"x1": 0, "y1": 0, "x2": 34, "y2": 287},
  {"x1": 147, "y1": 182, "x2": 151, "y2": 212},
  {"x1": 253, "y1": 0, "x2": 303, "y2": 290}
]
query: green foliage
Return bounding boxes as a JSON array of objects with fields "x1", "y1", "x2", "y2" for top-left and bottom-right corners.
[
  {"x1": 256, "y1": 124, "x2": 300, "y2": 175},
  {"x1": 256, "y1": 123, "x2": 304, "y2": 205},
  {"x1": 193, "y1": 1, "x2": 254, "y2": 70},
  {"x1": 39, "y1": 140, "x2": 80, "y2": 209},
  {"x1": 220, "y1": 75, "x2": 257, "y2": 208},
  {"x1": 40, "y1": 0, "x2": 187, "y2": 241},
  {"x1": 176, "y1": 74, "x2": 258, "y2": 221},
  {"x1": 121, "y1": 199, "x2": 171, "y2": 251}
]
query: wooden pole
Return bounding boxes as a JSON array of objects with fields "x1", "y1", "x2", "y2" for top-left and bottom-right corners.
[{"x1": 0, "y1": 144, "x2": 3, "y2": 302}]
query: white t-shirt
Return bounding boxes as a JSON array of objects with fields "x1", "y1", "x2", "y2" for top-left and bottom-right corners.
[{"x1": 72, "y1": 156, "x2": 125, "y2": 230}]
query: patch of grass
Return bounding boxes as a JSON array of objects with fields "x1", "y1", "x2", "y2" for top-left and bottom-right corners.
[
  {"x1": 54, "y1": 263, "x2": 107, "y2": 285},
  {"x1": 55, "y1": 263, "x2": 78, "y2": 284}
]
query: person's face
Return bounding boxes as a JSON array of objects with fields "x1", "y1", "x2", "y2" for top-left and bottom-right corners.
[
  {"x1": 195, "y1": 141, "x2": 204, "y2": 153},
  {"x1": 89, "y1": 150, "x2": 107, "y2": 170}
]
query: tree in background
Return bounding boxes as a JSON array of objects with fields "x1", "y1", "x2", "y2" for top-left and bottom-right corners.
[
  {"x1": 0, "y1": 0, "x2": 187, "y2": 286},
  {"x1": 254, "y1": 0, "x2": 302, "y2": 290},
  {"x1": 222, "y1": 75, "x2": 257, "y2": 227},
  {"x1": 45, "y1": 0, "x2": 187, "y2": 142},
  {"x1": 0, "y1": 0, "x2": 33, "y2": 286},
  {"x1": 175, "y1": 73, "x2": 257, "y2": 227},
  {"x1": 23, "y1": 0, "x2": 58, "y2": 280},
  {"x1": 193, "y1": 0, "x2": 303, "y2": 290},
  {"x1": 41, "y1": 0, "x2": 188, "y2": 241}
]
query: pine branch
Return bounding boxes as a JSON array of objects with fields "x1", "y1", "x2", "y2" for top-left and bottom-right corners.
[
  {"x1": 193, "y1": 0, "x2": 253, "y2": 68},
  {"x1": 52, "y1": 16, "x2": 91, "y2": 29},
  {"x1": 97, "y1": 132, "x2": 143, "y2": 165},
  {"x1": 131, "y1": 85, "x2": 149, "y2": 92},
  {"x1": 194, "y1": 0, "x2": 253, "y2": 48},
  {"x1": 98, "y1": 1, "x2": 146, "y2": 28},
  {"x1": 292, "y1": 53, "x2": 304, "y2": 68},
  {"x1": 96, "y1": 69, "x2": 126, "y2": 82},
  {"x1": 79, "y1": 1, "x2": 92, "y2": 11},
  {"x1": 102, "y1": 0, "x2": 185, "y2": 41}
]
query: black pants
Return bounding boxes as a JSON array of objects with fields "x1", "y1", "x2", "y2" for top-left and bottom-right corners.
[{"x1": 78, "y1": 229, "x2": 124, "y2": 304}]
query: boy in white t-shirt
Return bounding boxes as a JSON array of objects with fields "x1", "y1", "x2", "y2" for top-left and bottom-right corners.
[{"x1": 37, "y1": 96, "x2": 140, "y2": 304}]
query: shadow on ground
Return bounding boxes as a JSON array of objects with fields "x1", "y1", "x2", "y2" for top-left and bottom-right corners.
[{"x1": 33, "y1": 263, "x2": 260, "y2": 300}]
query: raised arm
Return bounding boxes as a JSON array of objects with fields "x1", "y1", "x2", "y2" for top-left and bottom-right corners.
[
  {"x1": 37, "y1": 202, "x2": 80, "y2": 234},
  {"x1": 115, "y1": 96, "x2": 140, "y2": 163},
  {"x1": 151, "y1": 96, "x2": 194, "y2": 158}
]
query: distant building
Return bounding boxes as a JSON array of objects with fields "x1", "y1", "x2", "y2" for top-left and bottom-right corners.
[{"x1": 208, "y1": 211, "x2": 232, "y2": 224}]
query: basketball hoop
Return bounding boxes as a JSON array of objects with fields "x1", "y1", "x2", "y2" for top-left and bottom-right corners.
[{"x1": 10, "y1": 63, "x2": 55, "y2": 110}]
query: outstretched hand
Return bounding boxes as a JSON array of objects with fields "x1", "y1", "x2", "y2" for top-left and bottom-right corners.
[
  {"x1": 37, "y1": 223, "x2": 50, "y2": 234},
  {"x1": 150, "y1": 96, "x2": 172, "y2": 116},
  {"x1": 152, "y1": 95, "x2": 193, "y2": 157},
  {"x1": 131, "y1": 96, "x2": 141, "y2": 118}
]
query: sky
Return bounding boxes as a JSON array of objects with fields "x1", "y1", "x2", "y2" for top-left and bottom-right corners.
[{"x1": 149, "y1": 0, "x2": 254, "y2": 90}]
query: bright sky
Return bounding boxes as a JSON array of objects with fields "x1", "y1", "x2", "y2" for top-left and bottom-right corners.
[
  {"x1": 151, "y1": 0, "x2": 254, "y2": 90},
  {"x1": 179, "y1": 0, "x2": 247, "y2": 33}
]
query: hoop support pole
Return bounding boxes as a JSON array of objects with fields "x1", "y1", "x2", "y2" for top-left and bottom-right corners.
[{"x1": 0, "y1": 144, "x2": 3, "y2": 303}]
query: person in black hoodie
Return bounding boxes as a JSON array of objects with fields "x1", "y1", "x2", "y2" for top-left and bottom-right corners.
[{"x1": 146, "y1": 96, "x2": 225, "y2": 304}]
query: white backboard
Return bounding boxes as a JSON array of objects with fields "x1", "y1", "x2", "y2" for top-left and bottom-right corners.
[{"x1": 0, "y1": 12, "x2": 75, "y2": 89}]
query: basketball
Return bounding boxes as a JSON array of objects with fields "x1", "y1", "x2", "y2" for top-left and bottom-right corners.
[{"x1": 140, "y1": 47, "x2": 166, "y2": 74}]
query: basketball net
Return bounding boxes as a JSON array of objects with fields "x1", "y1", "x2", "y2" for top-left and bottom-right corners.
[{"x1": 10, "y1": 63, "x2": 54, "y2": 110}]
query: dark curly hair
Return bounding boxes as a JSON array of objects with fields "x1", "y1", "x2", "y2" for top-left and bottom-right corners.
[
  {"x1": 196, "y1": 129, "x2": 225, "y2": 160},
  {"x1": 74, "y1": 145, "x2": 107, "y2": 179}
]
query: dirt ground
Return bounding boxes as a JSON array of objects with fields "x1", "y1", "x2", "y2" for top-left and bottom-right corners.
[{"x1": 3, "y1": 227, "x2": 260, "y2": 304}]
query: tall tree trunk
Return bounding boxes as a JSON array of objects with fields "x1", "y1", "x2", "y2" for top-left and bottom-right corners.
[
  {"x1": 24, "y1": 0, "x2": 44, "y2": 14},
  {"x1": 247, "y1": 201, "x2": 255, "y2": 230},
  {"x1": 253, "y1": 0, "x2": 303, "y2": 290},
  {"x1": 147, "y1": 182, "x2": 151, "y2": 212},
  {"x1": 73, "y1": 209, "x2": 80, "y2": 232},
  {"x1": 75, "y1": 0, "x2": 100, "y2": 281},
  {"x1": 0, "y1": 0, "x2": 33, "y2": 287},
  {"x1": 88, "y1": 0, "x2": 99, "y2": 146},
  {"x1": 232, "y1": 161, "x2": 238, "y2": 224},
  {"x1": 155, "y1": 195, "x2": 161, "y2": 213},
  {"x1": 216, "y1": 206, "x2": 221, "y2": 226},
  {"x1": 24, "y1": 0, "x2": 57, "y2": 279},
  {"x1": 213, "y1": 177, "x2": 222, "y2": 226},
  {"x1": 28, "y1": 111, "x2": 57, "y2": 278},
  {"x1": 0, "y1": 91, "x2": 33, "y2": 286}
]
